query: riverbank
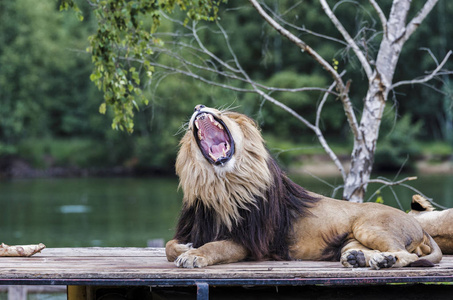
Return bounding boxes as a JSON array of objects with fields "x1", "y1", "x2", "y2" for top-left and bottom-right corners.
[
  {"x1": 289, "y1": 154, "x2": 453, "y2": 177},
  {"x1": 0, "y1": 155, "x2": 171, "y2": 179},
  {"x1": 1, "y1": 153, "x2": 452, "y2": 179}
]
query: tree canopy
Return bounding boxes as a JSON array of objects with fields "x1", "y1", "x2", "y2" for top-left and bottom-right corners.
[{"x1": 1, "y1": 1, "x2": 452, "y2": 189}]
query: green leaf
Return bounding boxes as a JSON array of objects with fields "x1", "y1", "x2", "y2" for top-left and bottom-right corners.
[
  {"x1": 376, "y1": 196, "x2": 384, "y2": 204},
  {"x1": 61, "y1": 0, "x2": 225, "y2": 132},
  {"x1": 99, "y1": 103, "x2": 107, "y2": 115}
]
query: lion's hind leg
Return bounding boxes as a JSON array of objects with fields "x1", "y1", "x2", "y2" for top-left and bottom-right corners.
[
  {"x1": 340, "y1": 240, "x2": 420, "y2": 269},
  {"x1": 342, "y1": 223, "x2": 427, "y2": 269},
  {"x1": 340, "y1": 240, "x2": 382, "y2": 268}
]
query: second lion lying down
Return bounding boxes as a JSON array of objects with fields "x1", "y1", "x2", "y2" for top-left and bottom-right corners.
[{"x1": 166, "y1": 105, "x2": 442, "y2": 269}]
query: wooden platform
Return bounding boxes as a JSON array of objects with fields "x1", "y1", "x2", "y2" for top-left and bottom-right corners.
[{"x1": 0, "y1": 248, "x2": 452, "y2": 299}]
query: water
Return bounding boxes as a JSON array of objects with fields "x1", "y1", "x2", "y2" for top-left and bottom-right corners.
[
  {"x1": 0, "y1": 175, "x2": 452, "y2": 248},
  {"x1": 0, "y1": 177, "x2": 182, "y2": 248},
  {"x1": 292, "y1": 173, "x2": 453, "y2": 211}
]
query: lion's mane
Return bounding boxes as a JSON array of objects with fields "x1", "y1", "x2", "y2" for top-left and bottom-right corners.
[{"x1": 174, "y1": 110, "x2": 318, "y2": 260}]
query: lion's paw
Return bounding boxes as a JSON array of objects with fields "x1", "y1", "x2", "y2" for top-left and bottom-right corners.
[
  {"x1": 175, "y1": 250, "x2": 209, "y2": 268},
  {"x1": 340, "y1": 250, "x2": 366, "y2": 268},
  {"x1": 174, "y1": 243, "x2": 194, "y2": 254},
  {"x1": 369, "y1": 252, "x2": 396, "y2": 270}
]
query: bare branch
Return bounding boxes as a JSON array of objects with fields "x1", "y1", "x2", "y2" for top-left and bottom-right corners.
[
  {"x1": 248, "y1": 0, "x2": 344, "y2": 89},
  {"x1": 248, "y1": 0, "x2": 361, "y2": 141},
  {"x1": 260, "y1": 2, "x2": 347, "y2": 46},
  {"x1": 368, "y1": 0, "x2": 387, "y2": 35},
  {"x1": 148, "y1": 62, "x2": 255, "y2": 93},
  {"x1": 389, "y1": 186, "x2": 404, "y2": 210},
  {"x1": 147, "y1": 14, "x2": 351, "y2": 176},
  {"x1": 252, "y1": 85, "x2": 348, "y2": 181},
  {"x1": 366, "y1": 176, "x2": 448, "y2": 210},
  {"x1": 212, "y1": 17, "x2": 321, "y2": 135},
  {"x1": 191, "y1": 22, "x2": 240, "y2": 74},
  {"x1": 392, "y1": 50, "x2": 452, "y2": 89},
  {"x1": 419, "y1": 47, "x2": 439, "y2": 65},
  {"x1": 319, "y1": 0, "x2": 373, "y2": 80},
  {"x1": 316, "y1": 82, "x2": 336, "y2": 129},
  {"x1": 150, "y1": 42, "x2": 338, "y2": 95},
  {"x1": 398, "y1": 183, "x2": 449, "y2": 210},
  {"x1": 404, "y1": 0, "x2": 440, "y2": 42},
  {"x1": 367, "y1": 176, "x2": 418, "y2": 186},
  {"x1": 315, "y1": 78, "x2": 347, "y2": 180}
]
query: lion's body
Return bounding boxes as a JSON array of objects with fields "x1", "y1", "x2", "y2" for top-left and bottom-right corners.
[
  {"x1": 166, "y1": 106, "x2": 442, "y2": 269},
  {"x1": 290, "y1": 197, "x2": 433, "y2": 265},
  {"x1": 409, "y1": 195, "x2": 453, "y2": 254}
]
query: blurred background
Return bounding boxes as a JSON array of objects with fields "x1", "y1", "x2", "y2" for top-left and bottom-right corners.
[{"x1": 0, "y1": 0, "x2": 452, "y2": 249}]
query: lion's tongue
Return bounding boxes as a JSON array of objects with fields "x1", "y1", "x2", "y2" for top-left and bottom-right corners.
[{"x1": 211, "y1": 143, "x2": 227, "y2": 159}]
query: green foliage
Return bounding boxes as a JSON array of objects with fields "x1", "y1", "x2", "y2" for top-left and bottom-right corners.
[
  {"x1": 264, "y1": 134, "x2": 351, "y2": 167},
  {"x1": 418, "y1": 141, "x2": 453, "y2": 157},
  {"x1": 374, "y1": 112, "x2": 423, "y2": 172},
  {"x1": 0, "y1": 0, "x2": 105, "y2": 143},
  {"x1": 1, "y1": 0, "x2": 452, "y2": 174},
  {"x1": 17, "y1": 138, "x2": 108, "y2": 168},
  {"x1": 375, "y1": 190, "x2": 384, "y2": 204},
  {"x1": 60, "y1": 0, "x2": 225, "y2": 133}
]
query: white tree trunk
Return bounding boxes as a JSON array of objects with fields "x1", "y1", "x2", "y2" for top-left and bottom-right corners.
[{"x1": 343, "y1": 0, "x2": 412, "y2": 202}]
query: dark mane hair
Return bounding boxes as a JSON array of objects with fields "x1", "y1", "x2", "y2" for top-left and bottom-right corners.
[{"x1": 173, "y1": 156, "x2": 319, "y2": 261}]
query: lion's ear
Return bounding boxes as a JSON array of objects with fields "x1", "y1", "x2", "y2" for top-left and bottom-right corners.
[{"x1": 411, "y1": 195, "x2": 435, "y2": 212}]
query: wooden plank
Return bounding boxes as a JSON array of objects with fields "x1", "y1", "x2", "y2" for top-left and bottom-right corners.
[{"x1": 0, "y1": 248, "x2": 451, "y2": 285}]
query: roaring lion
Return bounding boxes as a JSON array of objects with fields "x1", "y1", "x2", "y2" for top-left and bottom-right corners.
[
  {"x1": 166, "y1": 105, "x2": 442, "y2": 269},
  {"x1": 409, "y1": 194, "x2": 453, "y2": 254}
]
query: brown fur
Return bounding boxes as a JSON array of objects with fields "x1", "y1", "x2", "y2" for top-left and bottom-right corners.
[
  {"x1": 409, "y1": 195, "x2": 453, "y2": 254},
  {"x1": 166, "y1": 106, "x2": 442, "y2": 269}
]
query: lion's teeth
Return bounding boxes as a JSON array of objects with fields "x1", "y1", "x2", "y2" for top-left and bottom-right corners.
[
  {"x1": 198, "y1": 131, "x2": 203, "y2": 140},
  {"x1": 208, "y1": 114, "x2": 214, "y2": 123},
  {"x1": 195, "y1": 120, "x2": 199, "y2": 129},
  {"x1": 196, "y1": 113, "x2": 206, "y2": 121},
  {"x1": 209, "y1": 151, "x2": 216, "y2": 161}
]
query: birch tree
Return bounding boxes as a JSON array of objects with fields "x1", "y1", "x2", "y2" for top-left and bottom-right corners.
[
  {"x1": 62, "y1": 0, "x2": 452, "y2": 202},
  {"x1": 248, "y1": 0, "x2": 452, "y2": 202}
]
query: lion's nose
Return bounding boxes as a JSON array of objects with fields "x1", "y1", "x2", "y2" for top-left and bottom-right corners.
[{"x1": 194, "y1": 104, "x2": 206, "y2": 112}]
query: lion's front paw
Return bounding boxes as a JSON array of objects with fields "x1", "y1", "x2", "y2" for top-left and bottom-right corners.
[
  {"x1": 166, "y1": 241, "x2": 195, "y2": 262},
  {"x1": 341, "y1": 250, "x2": 366, "y2": 268},
  {"x1": 369, "y1": 252, "x2": 396, "y2": 270},
  {"x1": 175, "y1": 250, "x2": 209, "y2": 268},
  {"x1": 174, "y1": 243, "x2": 194, "y2": 254}
]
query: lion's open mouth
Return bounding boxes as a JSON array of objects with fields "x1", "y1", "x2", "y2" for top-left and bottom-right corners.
[{"x1": 193, "y1": 112, "x2": 235, "y2": 165}]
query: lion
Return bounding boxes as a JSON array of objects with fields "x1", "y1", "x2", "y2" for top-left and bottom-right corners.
[
  {"x1": 166, "y1": 105, "x2": 442, "y2": 269},
  {"x1": 409, "y1": 194, "x2": 453, "y2": 254}
]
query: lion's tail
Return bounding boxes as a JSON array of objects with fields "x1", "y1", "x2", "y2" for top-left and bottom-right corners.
[{"x1": 409, "y1": 232, "x2": 442, "y2": 267}]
